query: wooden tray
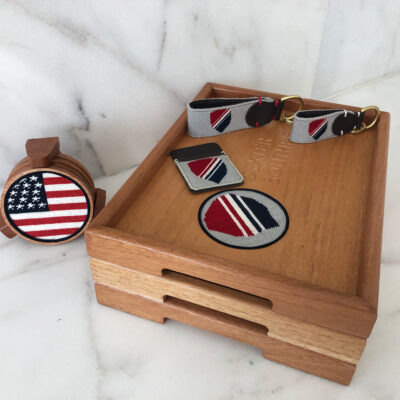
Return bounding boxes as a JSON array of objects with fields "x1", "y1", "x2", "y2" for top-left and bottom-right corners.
[
  {"x1": 91, "y1": 258, "x2": 365, "y2": 364},
  {"x1": 95, "y1": 283, "x2": 357, "y2": 385},
  {"x1": 86, "y1": 83, "x2": 390, "y2": 338}
]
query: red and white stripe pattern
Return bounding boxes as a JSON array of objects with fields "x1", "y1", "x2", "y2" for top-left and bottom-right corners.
[
  {"x1": 200, "y1": 189, "x2": 285, "y2": 248},
  {"x1": 217, "y1": 195, "x2": 256, "y2": 236},
  {"x1": 194, "y1": 157, "x2": 221, "y2": 179},
  {"x1": 308, "y1": 118, "x2": 328, "y2": 140},
  {"x1": 204, "y1": 193, "x2": 275, "y2": 237},
  {"x1": 217, "y1": 194, "x2": 265, "y2": 236},
  {"x1": 210, "y1": 108, "x2": 232, "y2": 132},
  {"x1": 8, "y1": 172, "x2": 89, "y2": 241},
  {"x1": 211, "y1": 109, "x2": 230, "y2": 128}
]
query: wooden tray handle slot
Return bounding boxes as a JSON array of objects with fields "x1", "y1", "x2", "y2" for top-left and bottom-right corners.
[
  {"x1": 164, "y1": 295, "x2": 269, "y2": 336},
  {"x1": 162, "y1": 269, "x2": 274, "y2": 309},
  {"x1": 91, "y1": 260, "x2": 365, "y2": 364},
  {"x1": 26, "y1": 137, "x2": 60, "y2": 168},
  {"x1": 160, "y1": 269, "x2": 364, "y2": 365}
]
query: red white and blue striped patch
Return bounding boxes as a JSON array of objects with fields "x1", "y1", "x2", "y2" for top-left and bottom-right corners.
[
  {"x1": 4, "y1": 171, "x2": 90, "y2": 243},
  {"x1": 210, "y1": 108, "x2": 231, "y2": 133},
  {"x1": 188, "y1": 157, "x2": 227, "y2": 183},
  {"x1": 198, "y1": 189, "x2": 289, "y2": 249},
  {"x1": 308, "y1": 118, "x2": 328, "y2": 140},
  {"x1": 204, "y1": 193, "x2": 278, "y2": 237}
]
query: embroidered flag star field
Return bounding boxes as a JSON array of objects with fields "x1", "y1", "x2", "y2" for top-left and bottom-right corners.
[{"x1": 3, "y1": 171, "x2": 90, "y2": 243}]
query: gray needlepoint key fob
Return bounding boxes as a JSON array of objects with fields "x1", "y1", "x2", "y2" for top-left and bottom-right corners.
[{"x1": 170, "y1": 143, "x2": 244, "y2": 193}]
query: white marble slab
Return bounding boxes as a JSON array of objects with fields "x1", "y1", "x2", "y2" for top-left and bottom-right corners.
[
  {"x1": 312, "y1": 0, "x2": 400, "y2": 99},
  {"x1": 0, "y1": 162, "x2": 399, "y2": 399},
  {"x1": 1, "y1": 2, "x2": 400, "y2": 398},
  {"x1": 0, "y1": 0, "x2": 327, "y2": 185}
]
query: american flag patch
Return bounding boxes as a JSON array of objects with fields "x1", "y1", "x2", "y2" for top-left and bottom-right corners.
[{"x1": 4, "y1": 171, "x2": 90, "y2": 243}]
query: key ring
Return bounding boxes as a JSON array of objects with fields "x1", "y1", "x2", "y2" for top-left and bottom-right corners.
[
  {"x1": 351, "y1": 105, "x2": 380, "y2": 134},
  {"x1": 280, "y1": 95, "x2": 304, "y2": 124}
]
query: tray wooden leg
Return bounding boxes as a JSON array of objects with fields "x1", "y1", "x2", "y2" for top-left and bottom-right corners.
[
  {"x1": 95, "y1": 283, "x2": 165, "y2": 324},
  {"x1": 94, "y1": 283, "x2": 356, "y2": 385}
]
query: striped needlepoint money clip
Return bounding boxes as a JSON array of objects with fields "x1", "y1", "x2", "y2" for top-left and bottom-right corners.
[{"x1": 170, "y1": 143, "x2": 244, "y2": 193}]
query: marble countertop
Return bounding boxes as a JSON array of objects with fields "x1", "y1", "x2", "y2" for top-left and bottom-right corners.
[{"x1": 1, "y1": 73, "x2": 400, "y2": 399}]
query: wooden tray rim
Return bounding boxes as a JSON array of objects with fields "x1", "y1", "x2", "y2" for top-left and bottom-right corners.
[{"x1": 86, "y1": 82, "x2": 390, "y2": 337}]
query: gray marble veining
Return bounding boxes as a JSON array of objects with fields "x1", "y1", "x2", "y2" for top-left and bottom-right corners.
[{"x1": 1, "y1": 1, "x2": 400, "y2": 398}]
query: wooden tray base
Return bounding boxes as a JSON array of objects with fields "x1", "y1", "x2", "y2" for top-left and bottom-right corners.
[
  {"x1": 86, "y1": 83, "x2": 389, "y2": 338},
  {"x1": 94, "y1": 282, "x2": 356, "y2": 385},
  {"x1": 91, "y1": 257, "x2": 365, "y2": 364}
]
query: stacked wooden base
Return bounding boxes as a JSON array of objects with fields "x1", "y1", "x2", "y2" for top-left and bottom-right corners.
[
  {"x1": 94, "y1": 283, "x2": 358, "y2": 384},
  {"x1": 91, "y1": 258, "x2": 365, "y2": 385},
  {"x1": 86, "y1": 83, "x2": 389, "y2": 385}
]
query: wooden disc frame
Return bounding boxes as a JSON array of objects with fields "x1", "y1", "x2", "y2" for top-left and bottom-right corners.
[{"x1": 0, "y1": 137, "x2": 106, "y2": 245}]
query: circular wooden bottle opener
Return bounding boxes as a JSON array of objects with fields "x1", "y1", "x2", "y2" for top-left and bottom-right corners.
[{"x1": 0, "y1": 137, "x2": 106, "y2": 244}]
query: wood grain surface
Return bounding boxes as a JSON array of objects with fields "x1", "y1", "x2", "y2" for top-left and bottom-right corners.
[
  {"x1": 95, "y1": 283, "x2": 357, "y2": 385},
  {"x1": 86, "y1": 82, "x2": 389, "y2": 337},
  {"x1": 91, "y1": 258, "x2": 365, "y2": 364},
  {"x1": 116, "y1": 104, "x2": 382, "y2": 295},
  {"x1": 25, "y1": 137, "x2": 60, "y2": 168}
]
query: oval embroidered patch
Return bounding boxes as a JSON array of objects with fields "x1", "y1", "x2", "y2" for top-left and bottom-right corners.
[
  {"x1": 198, "y1": 189, "x2": 289, "y2": 249},
  {"x1": 3, "y1": 171, "x2": 91, "y2": 244}
]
